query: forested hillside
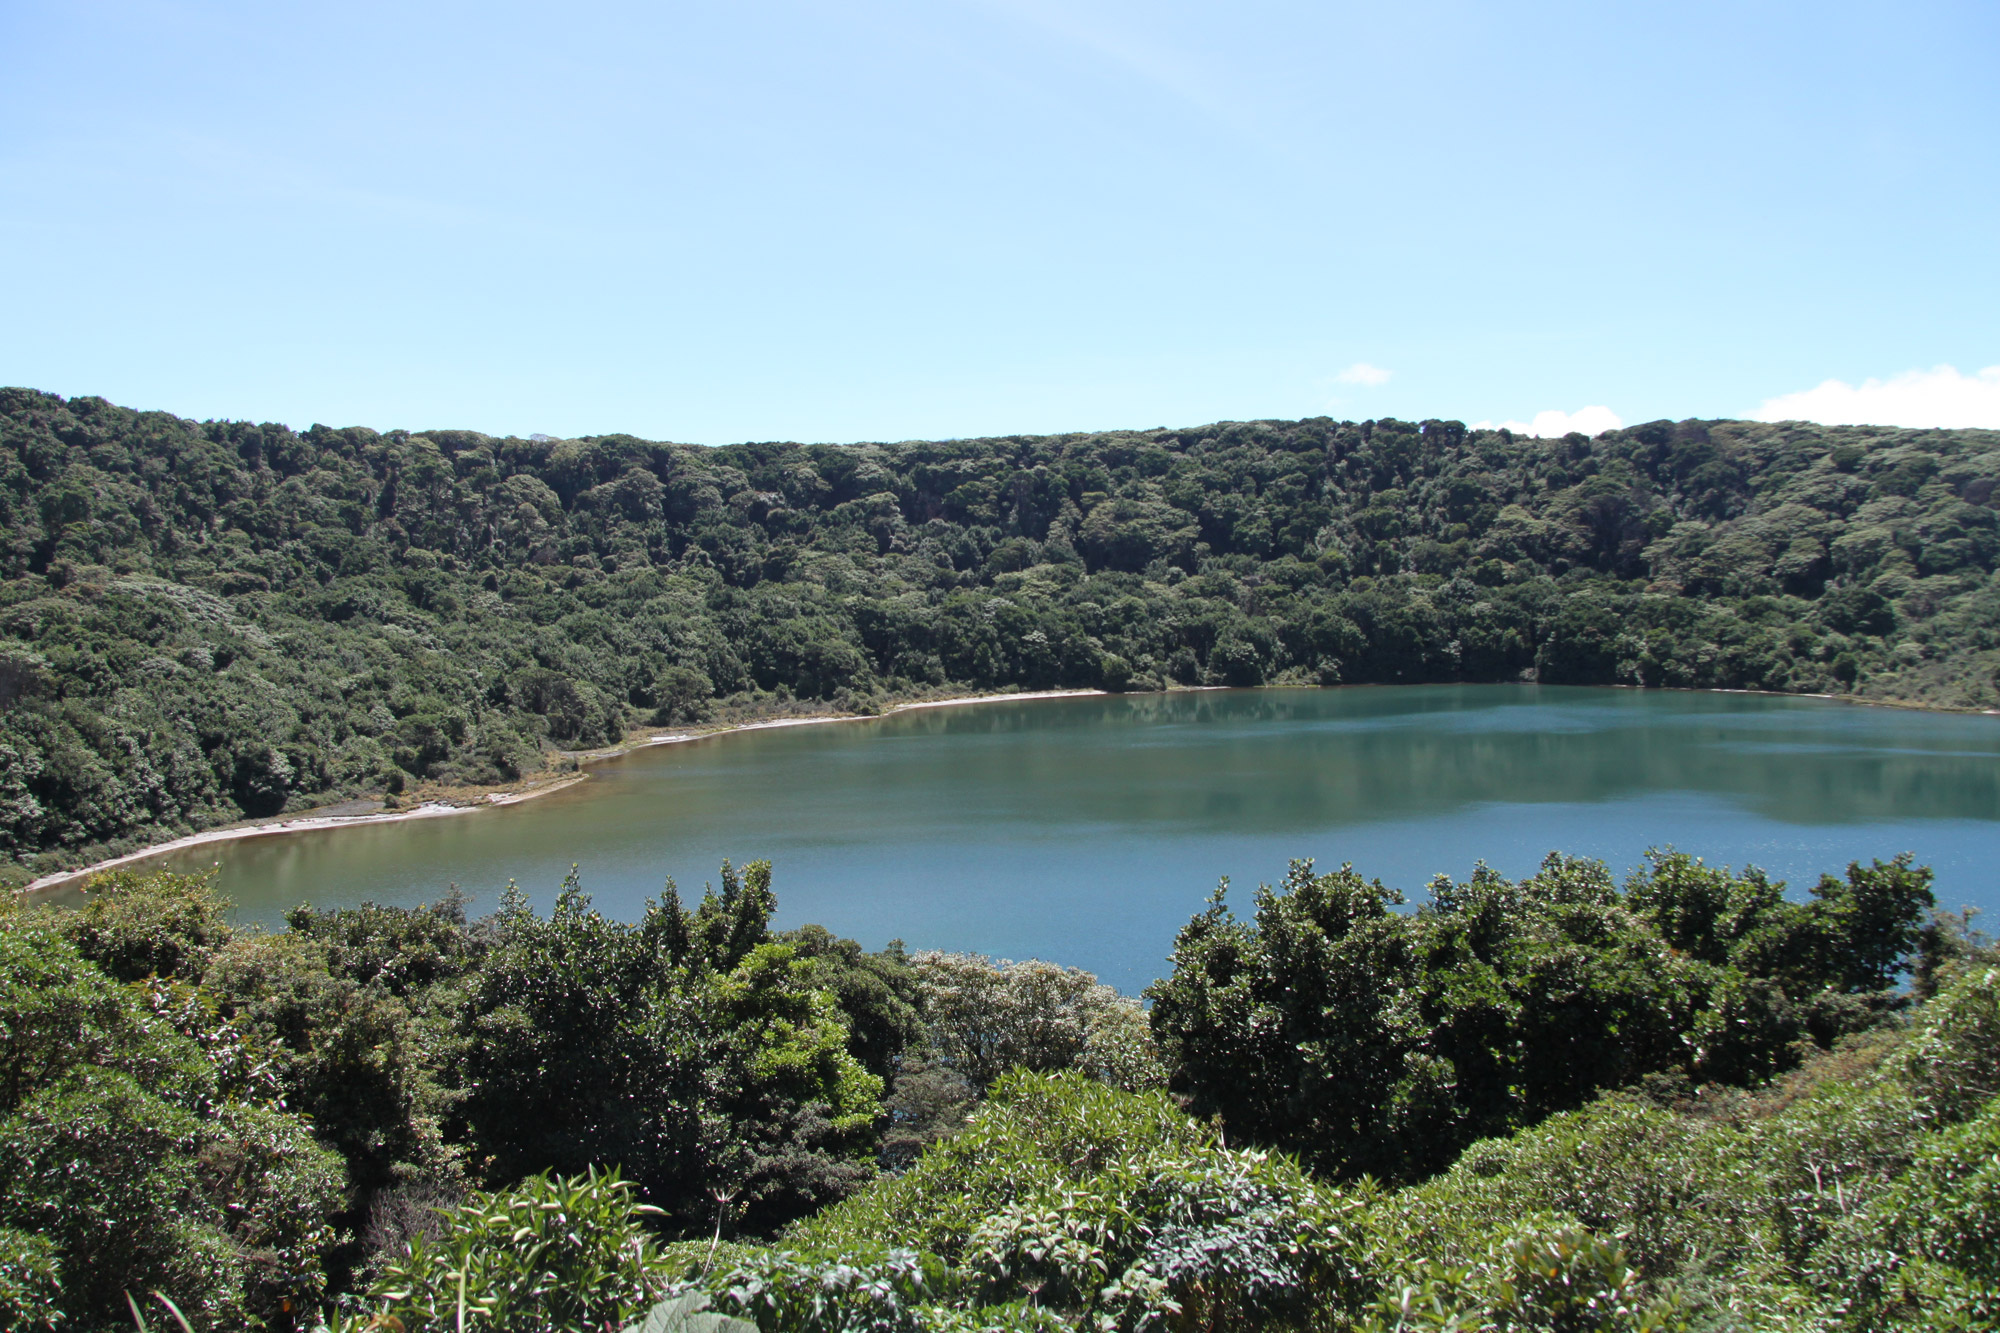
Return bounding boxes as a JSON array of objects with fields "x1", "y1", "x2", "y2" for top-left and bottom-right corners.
[{"x1": 5, "y1": 387, "x2": 2000, "y2": 875}]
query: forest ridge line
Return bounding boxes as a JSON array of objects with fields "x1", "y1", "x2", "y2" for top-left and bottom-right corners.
[{"x1": 4, "y1": 386, "x2": 1999, "y2": 878}]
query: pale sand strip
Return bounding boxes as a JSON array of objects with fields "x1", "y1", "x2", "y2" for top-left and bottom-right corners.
[
  {"x1": 20, "y1": 689, "x2": 1105, "y2": 894},
  {"x1": 624, "y1": 688, "x2": 1104, "y2": 750}
]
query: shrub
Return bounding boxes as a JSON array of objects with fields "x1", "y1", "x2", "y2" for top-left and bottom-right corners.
[
  {"x1": 0, "y1": 1066, "x2": 249, "y2": 1329},
  {"x1": 708, "y1": 1245, "x2": 948, "y2": 1333},
  {"x1": 365, "y1": 1167, "x2": 680, "y2": 1331},
  {"x1": 908, "y1": 952, "x2": 1165, "y2": 1093},
  {"x1": 1365, "y1": 1226, "x2": 1681, "y2": 1332},
  {"x1": 1389, "y1": 1099, "x2": 1749, "y2": 1283},
  {"x1": 0, "y1": 909, "x2": 343, "y2": 1331},
  {"x1": 1807, "y1": 1098, "x2": 2000, "y2": 1331},
  {"x1": 796, "y1": 1072, "x2": 1375, "y2": 1331},
  {"x1": 1149, "y1": 852, "x2": 1935, "y2": 1186},
  {"x1": 0, "y1": 1227, "x2": 61, "y2": 1333},
  {"x1": 1896, "y1": 964, "x2": 2000, "y2": 1126},
  {"x1": 56, "y1": 868, "x2": 234, "y2": 984}
]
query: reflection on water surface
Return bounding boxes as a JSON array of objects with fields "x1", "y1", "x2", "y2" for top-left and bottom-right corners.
[{"x1": 140, "y1": 685, "x2": 2000, "y2": 992}]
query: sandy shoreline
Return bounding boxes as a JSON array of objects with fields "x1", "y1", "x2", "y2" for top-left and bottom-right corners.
[
  {"x1": 618, "y1": 688, "x2": 1106, "y2": 751},
  {"x1": 18, "y1": 689, "x2": 1105, "y2": 895}
]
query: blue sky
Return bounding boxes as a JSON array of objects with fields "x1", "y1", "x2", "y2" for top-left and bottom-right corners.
[{"x1": 4, "y1": 0, "x2": 1996, "y2": 443}]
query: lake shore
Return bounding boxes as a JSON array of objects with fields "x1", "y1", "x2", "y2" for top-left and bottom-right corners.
[
  {"x1": 18, "y1": 687, "x2": 1106, "y2": 895},
  {"x1": 21, "y1": 679, "x2": 1991, "y2": 897}
]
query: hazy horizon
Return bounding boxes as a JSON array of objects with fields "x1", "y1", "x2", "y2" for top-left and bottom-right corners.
[{"x1": 14, "y1": 380, "x2": 1998, "y2": 452}]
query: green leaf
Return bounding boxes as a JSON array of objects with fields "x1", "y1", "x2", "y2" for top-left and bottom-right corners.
[{"x1": 622, "y1": 1291, "x2": 759, "y2": 1333}]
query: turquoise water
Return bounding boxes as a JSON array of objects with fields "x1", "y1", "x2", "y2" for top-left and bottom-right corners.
[{"x1": 154, "y1": 686, "x2": 2000, "y2": 993}]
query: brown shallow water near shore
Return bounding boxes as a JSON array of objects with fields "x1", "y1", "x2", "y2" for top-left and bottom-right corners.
[{"x1": 22, "y1": 690, "x2": 1104, "y2": 896}]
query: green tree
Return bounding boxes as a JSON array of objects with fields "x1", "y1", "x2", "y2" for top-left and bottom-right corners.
[
  {"x1": 908, "y1": 950, "x2": 1165, "y2": 1092},
  {"x1": 0, "y1": 907, "x2": 344, "y2": 1330},
  {"x1": 456, "y1": 864, "x2": 893, "y2": 1235},
  {"x1": 360, "y1": 1168, "x2": 681, "y2": 1332},
  {"x1": 1149, "y1": 852, "x2": 1935, "y2": 1185},
  {"x1": 457, "y1": 871, "x2": 718, "y2": 1222}
]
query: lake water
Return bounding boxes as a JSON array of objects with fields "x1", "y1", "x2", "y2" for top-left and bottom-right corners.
[{"x1": 149, "y1": 686, "x2": 2000, "y2": 993}]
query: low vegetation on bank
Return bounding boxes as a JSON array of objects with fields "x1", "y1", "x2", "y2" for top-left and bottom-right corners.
[
  {"x1": 2, "y1": 847, "x2": 1990, "y2": 1331},
  {"x1": 6, "y1": 388, "x2": 2000, "y2": 877}
]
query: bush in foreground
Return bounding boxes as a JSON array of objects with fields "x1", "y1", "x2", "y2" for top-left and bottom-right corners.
[
  {"x1": 6, "y1": 851, "x2": 1983, "y2": 1329},
  {"x1": 342, "y1": 956, "x2": 1999, "y2": 1331},
  {"x1": 1148, "y1": 850, "x2": 1935, "y2": 1183},
  {"x1": 0, "y1": 900, "x2": 344, "y2": 1331}
]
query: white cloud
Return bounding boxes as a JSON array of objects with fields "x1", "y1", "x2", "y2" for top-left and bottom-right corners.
[
  {"x1": 1752, "y1": 364, "x2": 2000, "y2": 429},
  {"x1": 1334, "y1": 362, "x2": 1392, "y2": 387},
  {"x1": 1471, "y1": 406, "x2": 1624, "y2": 438}
]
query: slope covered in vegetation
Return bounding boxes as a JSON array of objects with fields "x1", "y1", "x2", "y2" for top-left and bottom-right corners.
[
  {"x1": 1, "y1": 847, "x2": 1980, "y2": 1330},
  {"x1": 5, "y1": 387, "x2": 2000, "y2": 874}
]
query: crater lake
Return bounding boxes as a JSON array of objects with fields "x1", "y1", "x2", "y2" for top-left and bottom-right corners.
[{"x1": 137, "y1": 685, "x2": 2000, "y2": 992}]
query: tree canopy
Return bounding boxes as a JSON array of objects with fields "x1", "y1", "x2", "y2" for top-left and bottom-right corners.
[{"x1": 0, "y1": 848, "x2": 1973, "y2": 1330}]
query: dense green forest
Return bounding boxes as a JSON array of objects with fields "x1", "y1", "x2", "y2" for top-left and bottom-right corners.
[
  {"x1": 6, "y1": 387, "x2": 2000, "y2": 877},
  {"x1": 2, "y1": 850, "x2": 1990, "y2": 1331}
]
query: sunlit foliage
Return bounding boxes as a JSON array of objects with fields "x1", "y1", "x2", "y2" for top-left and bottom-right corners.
[{"x1": 2, "y1": 853, "x2": 1984, "y2": 1329}]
